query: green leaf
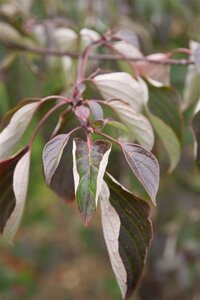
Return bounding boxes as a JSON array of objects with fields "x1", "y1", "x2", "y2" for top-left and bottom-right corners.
[
  {"x1": 148, "y1": 84, "x2": 183, "y2": 141},
  {"x1": 194, "y1": 43, "x2": 200, "y2": 73},
  {"x1": 108, "y1": 99, "x2": 154, "y2": 150},
  {"x1": 149, "y1": 114, "x2": 181, "y2": 172},
  {"x1": 72, "y1": 138, "x2": 111, "y2": 225},
  {"x1": 191, "y1": 110, "x2": 200, "y2": 168},
  {"x1": 0, "y1": 147, "x2": 29, "y2": 242},
  {"x1": 121, "y1": 143, "x2": 160, "y2": 204},
  {"x1": 101, "y1": 174, "x2": 152, "y2": 300},
  {"x1": 43, "y1": 134, "x2": 70, "y2": 185},
  {"x1": 184, "y1": 41, "x2": 200, "y2": 118}
]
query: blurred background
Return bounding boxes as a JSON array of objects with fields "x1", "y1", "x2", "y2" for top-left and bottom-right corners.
[{"x1": 0, "y1": 0, "x2": 200, "y2": 299}]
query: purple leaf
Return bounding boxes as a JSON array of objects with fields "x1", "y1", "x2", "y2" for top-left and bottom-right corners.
[
  {"x1": 74, "y1": 105, "x2": 90, "y2": 126},
  {"x1": 0, "y1": 147, "x2": 29, "y2": 241},
  {"x1": 121, "y1": 143, "x2": 160, "y2": 204},
  {"x1": 87, "y1": 100, "x2": 104, "y2": 120},
  {"x1": 43, "y1": 134, "x2": 70, "y2": 185},
  {"x1": 101, "y1": 174, "x2": 153, "y2": 299}
]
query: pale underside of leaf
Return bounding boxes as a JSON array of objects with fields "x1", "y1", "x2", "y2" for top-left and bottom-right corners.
[
  {"x1": 122, "y1": 143, "x2": 160, "y2": 204},
  {"x1": 93, "y1": 72, "x2": 148, "y2": 112},
  {"x1": 43, "y1": 134, "x2": 70, "y2": 185},
  {"x1": 0, "y1": 102, "x2": 39, "y2": 160},
  {"x1": 108, "y1": 99, "x2": 154, "y2": 150},
  {"x1": 3, "y1": 151, "x2": 31, "y2": 243},
  {"x1": 100, "y1": 182, "x2": 127, "y2": 298}
]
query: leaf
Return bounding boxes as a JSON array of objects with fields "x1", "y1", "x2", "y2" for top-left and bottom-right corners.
[
  {"x1": 100, "y1": 174, "x2": 152, "y2": 299},
  {"x1": 0, "y1": 147, "x2": 29, "y2": 240},
  {"x1": 3, "y1": 150, "x2": 31, "y2": 243},
  {"x1": 87, "y1": 100, "x2": 104, "y2": 120},
  {"x1": 0, "y1": 21, "x2": 22, "y2": 44},
  {"x1": 121, "y1": 143, "x2": 160, "y2": 204},
  {"x1": 148, "y1": 84, "x2": 183, "y2": 141},
  {"x1": 135, "y1": 53, "x2": 170, "y2": 86},
  {"x1": 93, "y1": 72, "x2": 148, "y2": 112},
  {"x1": 0, "y1": 99, "x2": 40, "y2": 130},
  {"x1": 149, "y1": 114, "x2": 181, "y2": 172},
  {"x1": 184, "y1": 41, "x2": 200, "y2": 112},
  {"x1": 50, "y1": 141, "x2": 75, "y2": 202},
  {"x1": 194, "y1": 43, "x2": 200, "y2": 73},
  {"x1": 191, "y1": 110, "x2": 200, "y2": 168},
  {"x1": 42, "y1": 134, "x2": 70, "y2": 185},
  {"x1": 80, "y1": 28, "x2": 100, "y2": 47},
  {"x1": 108, "y1": 99, "x2": 154, "y2": 150},
  {"x1": 105, "y1": 120, "x2": 128, "y2": 133},
  {"x1": 113, "y1": 41, "x2": 143, "y2": 60},
  {"x1": 53, "y1": 27, "x2": 77, "y2": 51},
  {"x1": 72, "y1": 138, "x2": 111, "y2": 225},
  {"x1": 74, "y1": 105, "x2": 90, "y2": 126},
  {"x1": 0, "y1": 102, "x2": 39, "y2": 160},
  {"x1": 114, "y1": 30, "x2": 140, "y2": 48}
]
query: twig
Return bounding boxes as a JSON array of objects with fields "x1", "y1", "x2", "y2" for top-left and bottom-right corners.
[{"x1": 1, "y1": 41, "x2": 195, "y2": 66}]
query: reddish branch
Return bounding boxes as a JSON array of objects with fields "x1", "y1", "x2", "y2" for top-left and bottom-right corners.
[{"x1": 2, "y1": 41, "x2": 195, "y2": 66}]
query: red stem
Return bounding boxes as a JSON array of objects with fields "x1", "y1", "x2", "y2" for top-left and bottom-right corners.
[{"x1": 29, "y1": 102, "x2": 66, "y2": 147}]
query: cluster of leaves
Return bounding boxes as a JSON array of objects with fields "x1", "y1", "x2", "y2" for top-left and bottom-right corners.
[{"x1": 1, "y1": 19, "x2": 200, "y2": 299}]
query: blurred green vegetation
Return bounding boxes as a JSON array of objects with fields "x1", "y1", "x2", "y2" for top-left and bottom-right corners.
[{"x1": 0, "y1": 0, "x2": 200, "y2": 299}]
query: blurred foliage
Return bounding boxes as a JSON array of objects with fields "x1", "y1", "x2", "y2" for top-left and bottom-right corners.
[{"x1": 0, "y1": 0, "x2": 200, "y2": 299}]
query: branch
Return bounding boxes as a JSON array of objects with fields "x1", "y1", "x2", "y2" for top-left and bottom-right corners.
[{"x1": 1, "y1": 41, "x2": 195, "y2": 66}]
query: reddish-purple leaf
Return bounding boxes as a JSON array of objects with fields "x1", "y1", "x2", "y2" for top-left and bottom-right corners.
[
  {"x1": 74, "y1": 105, "x2": 90, "y2": 126},
  {"x1": 87, "y1": 100, "x2": 104, "y2": 120},
  {"x1": 0, "y1": 147, "x2": 29, "y2": 237},
  {"x1": 3, "y1": 150, "x2": 31, "y2": 243},
  {"x1": 43, "y1": 134, "x2": 70, "y2": 185},
  {"x1": 121, "y1": 143, "x2": 160, "y2": 204},
  {"x1": 101, "y1": 174, "x2": 153, "y2": 299}
]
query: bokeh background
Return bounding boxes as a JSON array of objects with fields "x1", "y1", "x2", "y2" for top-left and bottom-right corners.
[{"x1": 0, "y1": 0, "x2": 200, "y2": 299}]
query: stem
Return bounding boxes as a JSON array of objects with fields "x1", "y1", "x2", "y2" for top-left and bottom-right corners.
[
  {"x1": 103, "y1": 41, "x2": 137, "y2": 76},
  {"x1": 86, "y1": 131, "x2": 92, "y2": 151},
  {"x1": 41, "y1": 95, "x2": 71, "y2": 104},
  {"x1": 1, "y1": 41, "x2": 194, "y2": 65},
  {"x1": 170, "y1": 48, "x2": 192, "y2": 56},
  {"x1": 94, "y1": 130, "x2": 120, "y2": 146},
  {"x1": 29, "y1": 102, "x2": 66, "y2": 147},
  {"x1": 77, "y1": 39, "x2": 103, "y2": 83}
]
